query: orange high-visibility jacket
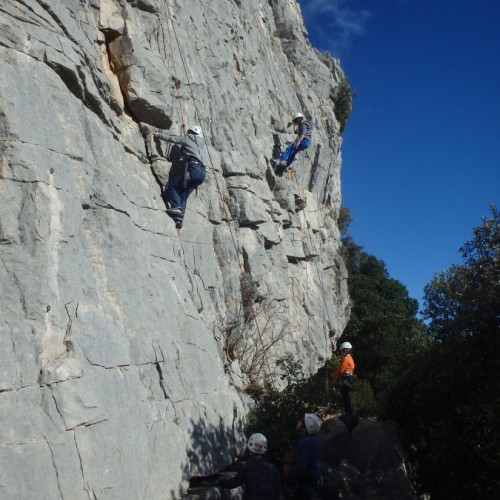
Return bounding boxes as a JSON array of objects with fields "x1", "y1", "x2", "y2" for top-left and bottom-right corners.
[{"x1": 331, "y1": 354, "x2": 355, "y2": 378}]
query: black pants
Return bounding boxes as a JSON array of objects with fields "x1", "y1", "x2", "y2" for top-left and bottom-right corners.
[
  {"x1": 341, "y1": 376, "x2": 353, "y2": 415},
  {"x1": 288, "y1": 474, "x2": 318, "y2": 499}
]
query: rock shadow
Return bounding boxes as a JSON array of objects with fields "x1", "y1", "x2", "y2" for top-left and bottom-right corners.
[{"x1": 179, "y1": 415, "x2": 246, "y2": 499}]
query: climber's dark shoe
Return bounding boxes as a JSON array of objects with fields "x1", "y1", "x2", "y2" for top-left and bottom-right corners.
[
  {"x1": 166, "y1": 207, "x2": 184, "y2": 217},
  {"x1": 274, "y1": 161, "x2": 288, "y2": 176},
  {"x1": 271, "y1": 159, "x2": 287, "y2": 173}
]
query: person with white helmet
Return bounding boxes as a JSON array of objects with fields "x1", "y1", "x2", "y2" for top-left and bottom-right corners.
[
  {"x1": 284, "y1": 413, "x2": 321, "y2": 499},
  {"x1": 272, "y1": 112, "x2": 313, "y2": 174},
  {"x1": 147, "y1": 124, "x2": 207, "y2": 229},
  {"x1": 331, "y1": 341, "x2": 356, "y2": 415},
  {"x1": 218, "y1": 433, "x2": 282, "y2": 499}
]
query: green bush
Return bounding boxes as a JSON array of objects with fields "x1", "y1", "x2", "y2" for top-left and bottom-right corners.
[
  {"x1": 246, "y1": 356, "x2": 342, "y2": 462},
  {"x1": 333, "y1": 76, "x2": 353, "y2": 134},
  {"x1": 385, "y1": 206, "x2": 500, "y2": 499},
  {"x1": 350, "y1": 378, "x2": 378, "y2": 416}
]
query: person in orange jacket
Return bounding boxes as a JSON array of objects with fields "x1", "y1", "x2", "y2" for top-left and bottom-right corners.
[{"x1": 331, "y1": 342, "x2": 355, "y2": 415}]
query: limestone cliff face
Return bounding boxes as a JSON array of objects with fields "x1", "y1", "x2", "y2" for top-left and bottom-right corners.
[{"x1": 0, "y1": 0, "x2": 350, "y2": 498}]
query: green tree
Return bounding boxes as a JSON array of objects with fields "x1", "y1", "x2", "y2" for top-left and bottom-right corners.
[
  {"x1": 333, "y1": 75, "x2": 353, "y2": 134},
  {"x1": 387, "y1": 205, "x2": 500, "y2": 499},
  {"x1": 341, "y1": 240, "x2": 428, "y2": 401},
  {"x1": 423, "y1": 204, "x2": 499, "y2": 339},
  {"x1": 337, "y1": 205, "x2": 353, "y2": 236},
  {"x1": 247, "y1": 356, "x2": 340, "y2": 463}
]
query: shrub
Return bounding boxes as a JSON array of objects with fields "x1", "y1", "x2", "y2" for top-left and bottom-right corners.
[
  {"x1": 245, "y1": 356, "x2": 342, "y2": 462},
  {"x1": 333, "y1": 76, "x2": 353, "y2": 134},
  {"x1": 350, "y1": 378, "x2": 378, "y2": 416}
]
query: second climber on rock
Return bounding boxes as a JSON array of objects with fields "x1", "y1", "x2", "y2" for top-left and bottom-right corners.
[{"x1": 272, "y1": 112, "x2": 312, "y2": 174}]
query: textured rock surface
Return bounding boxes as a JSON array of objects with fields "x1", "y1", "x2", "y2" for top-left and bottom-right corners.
[{"x1": 0, "y1": 0, "x2": 350, "y2": 498}]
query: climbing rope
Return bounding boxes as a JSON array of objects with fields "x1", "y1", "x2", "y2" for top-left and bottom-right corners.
[
  {"x1": 247, "y1": 2, "x2": 320, "y2": 358},
  {"x1": 246, "y1": 0, "x2": 334, "y2": 377},
  {"x1": 248, "y1": 1, "x2": 337, "y2": 377},
  {"x1": 161, "y1": 0, "x2": 276, "y2": 383},
  {"x1": 294, "y1": 166, "x2": 336, "y2": 389},
  {"x1": 160, "y1": 0, "x2": 186, "y2": 131},
  {"x1": 247, "y1": 2, "x2": 293, "y2": 119},
  {"x1": 156, "y1": 1, "x2": 340, "y2": 388}
]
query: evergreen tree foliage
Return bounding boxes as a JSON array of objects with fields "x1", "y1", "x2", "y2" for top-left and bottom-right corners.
[
  {"x1": 333, "y1": 76, "x2": 353, "y2": 134},
  {"x1": 423, "y1": 204, "x2": 499, "y2": 340},
  {"x1": 247, "y1": 206, "x2": 498, "y2": 499},
  {"x1": 342, "y1": 236, "x2": 428, "y2": 400},
  {"x1": 387, "y1": 205, "x2": 500, "y2": 499},
  {"x1": 247, "y1": 356, "x2": 340, "y2": 463}
]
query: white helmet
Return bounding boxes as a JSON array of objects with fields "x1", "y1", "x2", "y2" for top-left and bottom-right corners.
[
  {"x1": 304, "y1": 413, "x2": 321, "y2": 435},
  {"x1": 247, "y1": 433, "x2": 267, "y2": 454},
  {"x1": 292, "y1": 112, "x2": 304, "y2": 122},
  {"x1": 340, "y1": 342, "x2": 352, "y2": 350},
  {"x1": 187, "y1": 125, "x2": 203, "y2": 137}
]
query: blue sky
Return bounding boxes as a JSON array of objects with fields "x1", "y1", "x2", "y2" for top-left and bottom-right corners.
[{"x1": 298, "y1": 0, "x2": 500, "y2": 306}]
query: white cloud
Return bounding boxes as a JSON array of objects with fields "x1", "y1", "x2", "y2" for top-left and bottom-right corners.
[{"x1": 298, "y1": 0, "x2": 371, "y2": 57}]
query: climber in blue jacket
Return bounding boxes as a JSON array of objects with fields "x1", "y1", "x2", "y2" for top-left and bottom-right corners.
[{"x1": 283, "y1": 413, "x2": 321, "y2": 499}]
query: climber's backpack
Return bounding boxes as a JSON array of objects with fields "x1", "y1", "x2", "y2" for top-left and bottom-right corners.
[
  {"x1": 167, "y1": 143, "x2": 183, "y2": 163},
  {"x1": 186, "y1": 161, "x2": 206, "y2": 187}
]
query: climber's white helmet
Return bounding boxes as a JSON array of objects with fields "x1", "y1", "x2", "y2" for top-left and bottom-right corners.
[
  {"x1": 187, "y1": 125, "x2": 203, "y2": 137},
  {"x1": 292, "y1": 112, "x2": 304, "y2": 122},
  {"x1": 247, "y1": 433, "x2": 268, "y2": 454},
  {"x1": 340, "y1": 342, "x2": 352, "y2": 350},
  {"x1": 304, "y1": 413, "x2": 321, "y2": 435}
]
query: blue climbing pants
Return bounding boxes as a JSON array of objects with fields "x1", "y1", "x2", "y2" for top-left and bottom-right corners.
[
  {"x1": 165, "y1": 161, "x2": 206, "y2": 212},
  {"x1": 279, "y1": 138, "x2": 310, "y2": 166}
]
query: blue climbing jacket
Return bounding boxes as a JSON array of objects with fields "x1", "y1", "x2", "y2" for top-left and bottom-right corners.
[{"x1": 288, "y1": 434, "x2": 321, "y2": 479}]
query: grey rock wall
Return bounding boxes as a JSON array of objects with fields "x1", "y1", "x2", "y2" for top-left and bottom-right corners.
[{"x1": 0, "y1": 0, "x2": 350, "y2": 498}]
